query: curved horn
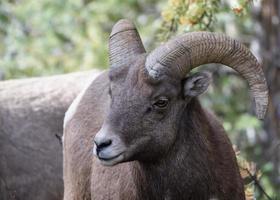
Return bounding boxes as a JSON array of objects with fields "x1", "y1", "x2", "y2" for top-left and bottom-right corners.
[
  {"x1": 109, "y1": 19, "x2": 146, "y2": 68},
  {"x1": 146, "y1": 32, "x2": 268, "y2": 119}
]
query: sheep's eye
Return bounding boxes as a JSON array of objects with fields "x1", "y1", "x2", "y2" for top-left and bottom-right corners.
[{"x1": 153, "y1": 97, "x2": 169, "y2": 109}]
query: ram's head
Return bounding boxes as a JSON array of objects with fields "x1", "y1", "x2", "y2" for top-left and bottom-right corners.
[{"x1": 93, "y1": 19, "x2": 268, "y2": 166}]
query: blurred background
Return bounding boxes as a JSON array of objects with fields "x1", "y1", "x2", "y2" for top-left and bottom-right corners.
[{"x1": 0, "y1": 0, "x2": 279, "y2": 199}]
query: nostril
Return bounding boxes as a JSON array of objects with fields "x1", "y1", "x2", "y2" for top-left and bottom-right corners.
[
  {"x1": 95, "y1": 139, "x2": 112, "y2": 152},
  {"x1": 99, "y1": 139, "x2": 112, "y2": 149}
]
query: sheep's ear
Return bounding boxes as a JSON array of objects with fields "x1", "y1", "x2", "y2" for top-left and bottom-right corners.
[{"x1": 183, "y1": 72, "x2": 211, "y2": 98}]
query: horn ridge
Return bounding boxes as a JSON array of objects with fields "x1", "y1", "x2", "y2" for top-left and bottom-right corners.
[
  {"x1": 109, "y1": 19, "x2": 146, "y2": 68},
  {"x1": 145, "y1": 32, "x2": 268, "y2": 119}
]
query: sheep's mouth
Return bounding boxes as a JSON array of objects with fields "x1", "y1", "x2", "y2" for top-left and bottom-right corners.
[
  {"x1": 98, "y1": 153, "x2": 121, "y2": 161},
  {"x1": 98, "y1": 153, "x2": 125, "y2": 166}
]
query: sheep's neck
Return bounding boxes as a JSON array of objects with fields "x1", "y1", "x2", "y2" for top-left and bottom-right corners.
[{"x1": 131, "y1": 99, "x2": 216, "y2": 200}]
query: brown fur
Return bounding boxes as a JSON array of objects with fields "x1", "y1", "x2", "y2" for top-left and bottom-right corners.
[
  {"x1": 63, "y1": 69, "x2": 245, "y2": 200},
  {"x1": 0, "y1": 70, "x2": 99, "y2": 200}
]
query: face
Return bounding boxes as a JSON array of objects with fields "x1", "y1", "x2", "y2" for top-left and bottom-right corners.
[{"x1": 93, "y1": 55, "x2": 211, "y2": 166}]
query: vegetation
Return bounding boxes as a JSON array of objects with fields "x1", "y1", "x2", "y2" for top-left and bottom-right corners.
[{"x1": 0, "y1": 0, "x2": 279, "y2": 199}]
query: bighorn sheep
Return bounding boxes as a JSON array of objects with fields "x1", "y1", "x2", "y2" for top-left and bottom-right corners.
[
  {"x1": 63, "y1": 19, "x2": 268, "y2": 200},
  {"x1": 0, "y1": 70, "x2": 100, "y2": 200}
]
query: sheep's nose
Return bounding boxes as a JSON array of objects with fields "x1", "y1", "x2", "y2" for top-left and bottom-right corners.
[{"x1": 94, "y1": 138, "x2": 112, "y2": 154}]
